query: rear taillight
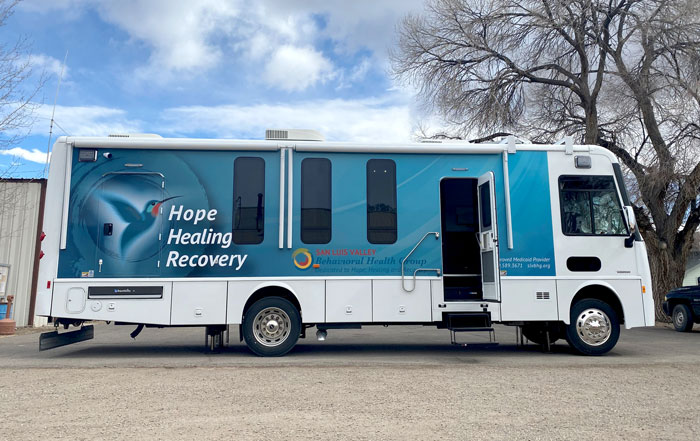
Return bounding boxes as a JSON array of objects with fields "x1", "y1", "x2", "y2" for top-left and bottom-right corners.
[{"x1": 39, "y1": 232, "x2": 46, "y2": 259}]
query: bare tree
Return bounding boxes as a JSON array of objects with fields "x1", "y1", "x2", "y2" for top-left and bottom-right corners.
[
  {"x1": 392, "y1": 0, "x2": 700, "y2": 319},
  {"x1": 0, "y1": 0, "x2": 44, "y2": 247},
  {"x1": 0, "y1": 0, "x2": 42, "y2": 151}
]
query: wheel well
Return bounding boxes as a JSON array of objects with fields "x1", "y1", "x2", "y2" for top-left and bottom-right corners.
[
  {"x1": 667, "y1": 299, "x2": 691, "y2": 308},
  {"x1": 571, "y1": 285, "x2": 625, "y2": 325},
  {"x1": 242, "y1": 286, "x2": 301, "y2": 319}
]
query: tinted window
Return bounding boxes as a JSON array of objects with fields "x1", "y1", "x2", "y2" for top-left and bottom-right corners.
[
  {"x1": 566, "y1": 256, "x2": 602, "y2": 272},
  {"x1": 233, "y1": 157, "x2": 265, "y2": 244},
  {"x1": 367, "y1": 159, "x2": 397, "y2": 244},
  {"x1": 301, "y1": 158, "x2": 331, "y2": 244},
  {"x1": 479, "y1": 181, "x2": 492, "y2": 229},
  {"x1": 559, "y1": 175, "x2": 627, "y2": 236}
]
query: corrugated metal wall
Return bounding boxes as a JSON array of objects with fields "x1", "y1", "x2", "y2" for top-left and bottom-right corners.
[{"x1": 0, "y1": 180, "x2": 44, "y2": 327}]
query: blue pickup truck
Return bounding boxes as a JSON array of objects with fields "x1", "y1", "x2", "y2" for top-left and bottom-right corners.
[{"x1": 663, "y1": 285, "x2": 700, "y2": 332}]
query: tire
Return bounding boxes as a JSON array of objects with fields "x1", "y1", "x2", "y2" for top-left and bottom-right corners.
[
  {"x1": 521, "y1": 324, "x2": 561, "y2": 345},
  {"x1": 242, "y1": 297, "x2": 301, "y2": 357},
  {"x1": 672, "y1": 304, "x2": 694, "y2": 332},
  {"x1": 564, "y1": 299, "x2": 620, "y2": 356}
]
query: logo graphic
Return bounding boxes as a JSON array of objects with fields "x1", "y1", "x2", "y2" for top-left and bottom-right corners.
[
  {"x1": 101, "y1": 194, "x2": 179, "y2": 256},
  {"x1": 292, "y1": 248, "x2": 313, "y2": 270}
]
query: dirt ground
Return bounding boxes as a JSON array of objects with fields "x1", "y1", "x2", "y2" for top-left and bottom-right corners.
[{"x1": 0, "y1": 323, "x2": 698, "y2": 440}]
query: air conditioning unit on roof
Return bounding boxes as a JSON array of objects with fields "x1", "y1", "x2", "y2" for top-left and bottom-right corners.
[{"x1": 265, "y1": 129, "x2": 324, "y2": 142}]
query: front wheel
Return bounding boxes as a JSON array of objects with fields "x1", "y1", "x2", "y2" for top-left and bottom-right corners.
[
  {"x1": 672, "y1": 304, "x2": 694, "y2": 332},
  {"x1": 242, "y1": 297, "x2": 301, "y2": 357},
  {"x1": 565, "y1": 299, "x2": 620, "y2": 356}
]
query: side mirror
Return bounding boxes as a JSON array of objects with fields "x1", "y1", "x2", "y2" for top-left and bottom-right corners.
[
  {"x1": 624, "y1": 206, "x2": 636, "y2": 248},
  {"x1": 624, "y1": 206, "x2": 637, "y2": 232}
]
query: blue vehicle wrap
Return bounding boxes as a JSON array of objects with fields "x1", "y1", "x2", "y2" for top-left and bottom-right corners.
[{"x1": 58, "y1": 148, "x2": 555, "y2": 279}]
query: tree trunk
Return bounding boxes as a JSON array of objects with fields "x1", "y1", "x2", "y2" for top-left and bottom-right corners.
[
  {"x1": 644, "y1": 235, "x2": 688, "y2": 322},
  {"x1": 583, "y1": 103, "x2": 598, "y2": 145}
]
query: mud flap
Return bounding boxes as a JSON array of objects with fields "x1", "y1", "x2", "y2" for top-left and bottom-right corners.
[{"x1": 39, "y1": 325, "x2": 94, "y2": 351}]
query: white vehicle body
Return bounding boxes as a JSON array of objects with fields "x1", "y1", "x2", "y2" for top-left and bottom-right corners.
[{"x1": 35, "y1": 133, "x2": 654, "y2": 355}]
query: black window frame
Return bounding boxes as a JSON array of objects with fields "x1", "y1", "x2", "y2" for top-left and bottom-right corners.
[
  {"x1": 232, "y1": 156, "x2": 265, "y2": 245},
  {"x1": 366, "y1": 158, "x2": 398, "y2": 244},
  {"x1": 301, "y1": 157, "x2": 332, "y2": 244},
  {"x1": 558, "y1": 175, "x2": 629, "y2": 237}
]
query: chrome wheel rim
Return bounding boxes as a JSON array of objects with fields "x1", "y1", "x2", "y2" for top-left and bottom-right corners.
[
  {"x1": 675, "y1": 310, "x2": 685, "y2": 328},
  {"x1": 576, "y1": 308, "x2": 612, "y2": 346},
  {"x1": 252, "y1": 307, "x2": 291, "y2": 347}
]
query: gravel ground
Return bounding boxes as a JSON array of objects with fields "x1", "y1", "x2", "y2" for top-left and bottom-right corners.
[{"x1": 0, "y1": 323, "x2": 698, "y2": 440}]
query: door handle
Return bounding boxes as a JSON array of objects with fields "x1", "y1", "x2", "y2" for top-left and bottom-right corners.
[{"x1": 103, "y1": 223, "x2": 113, "y2": 236}]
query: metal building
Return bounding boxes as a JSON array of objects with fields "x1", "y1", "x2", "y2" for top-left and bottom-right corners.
[
  {"x1": 683, "y1": 233, "x2": 700, "y2": 286},
  {"x1": 0, "y1": 179, "x2": 47, "y2": 327}
]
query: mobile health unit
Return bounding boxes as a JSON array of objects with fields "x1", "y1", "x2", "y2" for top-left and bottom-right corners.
[{"x1": 35, "y1": 130, "x2": 654, "y2": 355}]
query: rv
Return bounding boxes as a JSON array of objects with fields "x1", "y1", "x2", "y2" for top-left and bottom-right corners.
[{"x1": 35, "y1": 130, "x2": 654, "y2": 356}]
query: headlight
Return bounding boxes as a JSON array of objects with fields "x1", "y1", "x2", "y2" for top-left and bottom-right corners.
[{"x1": 664, "y1": 295, "x2": 668, "y2": 301}]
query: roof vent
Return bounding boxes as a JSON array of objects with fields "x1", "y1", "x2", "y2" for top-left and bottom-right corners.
[
  {"x1": 108, "y1": 133, "x2": 163, "y2": 138},
  {"x1": 265, "y1": 129, "x2": 324, "y2": 142}
]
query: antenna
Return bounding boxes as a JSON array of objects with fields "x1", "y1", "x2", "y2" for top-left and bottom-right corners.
[{"x1": 43, "y1": 50, "x2": 68, "y2": 176}]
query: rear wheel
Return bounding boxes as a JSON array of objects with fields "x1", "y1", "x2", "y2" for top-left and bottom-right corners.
[
  {"x1": 672, "y1": 304, "x2": 694, "y2": 332},
  {"x1": 242, "y1": 297, "x2": 301, "y2": 357},
  {"x1": 565, "y1": 299, "x2": 620, "y2": 356}
]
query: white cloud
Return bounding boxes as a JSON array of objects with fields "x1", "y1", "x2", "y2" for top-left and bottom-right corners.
[
  {"x1": 30, "y1": 104, "x2": 143, "y2": 137},
  {"x1": 97, "y1": 0, "x2": 238, "y2": 72},
  {"x1": 24, "y1": 0, "x2": 239, "y2": 72},
  {"x1": 19, "y1": 0, "x2": 426, "y2": 90},
  {"x1": 349, "y1": 58, "x2": 372, "y2": 82},
  {"x1": 263, "y1": 46, "x2": 335, "y2": 92},
  {"x1": 27, "y1": 54, "x2": 68, "y2": 77},
  {"x1": 1, "y1": 147, "x2": 48, "y2": 164},
  {"x1": 159, "y1": 96, "x2": 414, "y2": 142}
]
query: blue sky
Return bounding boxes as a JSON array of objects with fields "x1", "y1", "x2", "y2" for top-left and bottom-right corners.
[{"x1": 0, "y1": 0, "x2": 434, "y2": 177}]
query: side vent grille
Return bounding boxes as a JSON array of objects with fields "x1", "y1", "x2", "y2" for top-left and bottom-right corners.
[
  {"x1": 535, "y1": 291, "x2": 551, "y2": 300},
  {"x1": 266, "y1": 129, "x2": 289, "y2": 140}
]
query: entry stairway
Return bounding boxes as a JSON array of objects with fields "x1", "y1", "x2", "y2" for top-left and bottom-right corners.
[{"x1": 446, "y1": 312, "x2": 498, "y2": 347}]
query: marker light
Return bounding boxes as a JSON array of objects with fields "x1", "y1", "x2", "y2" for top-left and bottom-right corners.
[
  {"x1": 642, "y1": 286, "x2": 646, "y2": 293},
  {"x1": 40, "y1": 232, "x2": 46, "y2": 241}
]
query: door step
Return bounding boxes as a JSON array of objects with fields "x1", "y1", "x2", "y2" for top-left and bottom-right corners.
[
  {"x1": 450, "y1": 327, "x2": 498, "y2": 347},
  {"x1": 446, "y1": 313, "x2": 498, "y2": 347}
]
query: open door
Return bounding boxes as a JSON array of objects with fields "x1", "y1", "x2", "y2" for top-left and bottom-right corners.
[{"x1": 477, "y1": 172, "x2": 500, "y2": 301}]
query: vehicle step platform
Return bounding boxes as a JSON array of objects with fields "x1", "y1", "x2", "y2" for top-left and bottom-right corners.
[{"x1": 449, "y1": 326, "x2": 498, "y2": 347}]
